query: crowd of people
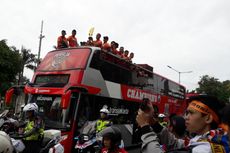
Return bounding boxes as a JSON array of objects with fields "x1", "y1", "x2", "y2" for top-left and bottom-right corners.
[
  {"x1": 136, "y1": 95, "x2": 230, "y2": 153},
  {"x1": 1, "y1": 95, "x2": 230, "y2": 153},
  {"x1": 79, "y1": 95, "x2": 230, "y2": 153},
  {"x1": 56, "y1": 29, "x2": 135, "y2": 63}
]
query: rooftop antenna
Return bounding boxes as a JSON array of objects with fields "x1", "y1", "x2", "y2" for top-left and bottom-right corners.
[{"x1": 37, "y1": 20, "x2": 45, "y2": 67}]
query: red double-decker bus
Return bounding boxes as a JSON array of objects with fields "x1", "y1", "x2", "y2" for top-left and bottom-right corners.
[{"x1": 5, "y1": 47, "x2": 186, "y2": 152}]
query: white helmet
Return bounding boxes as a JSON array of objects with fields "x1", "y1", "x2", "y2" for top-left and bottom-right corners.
[
  {"x1": 0, "y1": 131, "x2": 13, "y2": 153},
  {"x1": 23, "y1": 103, "x2": 38, "y2": 112},
  {"x1": 100, "y1": 108, "x2": 109, "y2": 114},
  {"x1": 158, "y1": 113, "x2": 166, "y2": 118}
]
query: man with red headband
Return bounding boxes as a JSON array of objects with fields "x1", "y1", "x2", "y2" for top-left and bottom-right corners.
[{"x1": 136, "y1": 95, "x2": 229, "y2": 153}]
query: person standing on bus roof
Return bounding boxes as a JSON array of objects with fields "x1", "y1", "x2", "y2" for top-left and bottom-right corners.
[
  {"x1": 67, "y1": 29, "x2": 79, "y2": 47},
  {"x1": 86, "y1": 36, "x2": 94, "y2": 46},
  {"x1": 102, "y1": 36, "x2": 110, "y2": 51},
  {"x1": 123, "y1": 50, "x2": 129, "y2": 60},
  {"x1": 96, "y1": 106, "x2": 111, "y2": 133},
  {"x1": 127, "y1": 52, "x2": 134, "y2": 63},
  {"x1": 119, "y1": 47, "x2": 125, "y2": 58},
  {"x1": 57, "y1": 30, "x2": 68, "y2": 49},
  {"x1": 93, "y1": 33, "x2": 103, "y2": 48},
  {"x1": 111, "y1": 42, "x2": 119, "y2": 55}
]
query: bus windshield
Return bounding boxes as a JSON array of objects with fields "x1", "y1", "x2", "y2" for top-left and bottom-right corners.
[
  {"x1": 28, "y1": 94, "x2": 73, "y2": 130},
  {"x1": 37, "y1": 48, "x2": 91, "y2": 71}
]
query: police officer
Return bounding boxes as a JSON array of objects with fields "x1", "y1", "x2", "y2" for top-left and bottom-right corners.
[
  {"x1": 96, "y1": 106, "x2": 111, "y2": 133},
  {"x1": 22, "y1": 103, "x2": 44, "y2": 153},
  {"x1": 158, "y1": 113, "x2": 168, "y2": 127}
]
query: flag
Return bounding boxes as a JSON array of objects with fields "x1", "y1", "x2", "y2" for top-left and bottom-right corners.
[{"x1": 88, "y1": 27, "x2": 94, "y2": 37}]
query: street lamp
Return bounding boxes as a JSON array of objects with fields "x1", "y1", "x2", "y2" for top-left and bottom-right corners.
[{"x1": 167, "y1": 65, "x2": 192, "y2": 84}]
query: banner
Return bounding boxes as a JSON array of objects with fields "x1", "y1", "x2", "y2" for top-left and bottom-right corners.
[{"x1": 121, "y1": 85, "x2": 157, "y2": 103}]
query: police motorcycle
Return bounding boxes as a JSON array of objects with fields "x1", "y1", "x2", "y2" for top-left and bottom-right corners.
[
  {"x1": 10, "y1": 129, "x2": 64, "y2": 153},
  {"x1": 9, "y1": 103, "x2": 64, "y2": 153},
  {"x1": 0, "y1": 109, "x2": 19, "y2": 133},
  {"x1": 74, "y1": 121, "x2": 100, "y2": 153}
]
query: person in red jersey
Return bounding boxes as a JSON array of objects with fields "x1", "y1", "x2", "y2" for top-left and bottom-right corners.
[
  {"x1": 110, "y1": 42, "x2": 119, "y2": 55},
  {"x1": 93, "y1": 33, "x2": 103, "y2": 48},
  {"x1": 127, "y1": 52, "x2": 134, "y2": 63},
  {"x1": 123, "y1": 50, "x2": 129, "y2": 60},
  {"x1": 118, "y1": 47, "x2": 124, "y2": 58},
  {"x1": 67, "y1": 29, "x2": 79, "y2": 47},
  {"x1": 102, "y1": 36, "x2": 110, "y2": 51},
  {"x1": 57, "y1": 30, "x2": 68, "y2": 49}
]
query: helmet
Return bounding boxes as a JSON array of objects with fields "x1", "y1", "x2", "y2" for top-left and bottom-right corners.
[
  {"x1": 101, "y1": 126, "x2": 122, "y2": 146},
  {"x1": 23, "y1": 103, "x2": 38, "y2": 112},
  {"x1": 158, "y1": 113, "x2": 166, "y2": 118},
  {"x1": 0, "y1": 131, "x2": 13, "y2": 153},
  {"x1": 100, "y1": 108, "x2": 109, "y2": 114}
]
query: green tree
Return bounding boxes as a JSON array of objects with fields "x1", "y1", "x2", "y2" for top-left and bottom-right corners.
[
  {"x1": 220, "y1": 80, "x2": 230, "y2": 103},
  {"x1": 17, "y1": 46, "x2": 37, "y2": 84},
  {"x1": 0, "y1": 40, "x2": 21, "y2": 96},
  {"x1": 196, "y1": 75, "x2": 230, "y2": 103}
]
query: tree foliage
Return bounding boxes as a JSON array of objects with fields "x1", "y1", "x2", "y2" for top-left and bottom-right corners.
[
  {"x1": 17, "y1": 46, "x2": 37, "y2": 84},
  {"x1": 0, "y1": 40, "x2": 36, "y2": 97},
  {"x1": 0, "y1": 40, "x2": 21, "y2": 95},
  {"x1": 196, "y1": 75, "x2": 230, "y2": 103}
]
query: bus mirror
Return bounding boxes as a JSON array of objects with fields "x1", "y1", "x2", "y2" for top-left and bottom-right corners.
[
  {"x1": 5, "y1": 88, "x2": 14, "y2": 105},
  {"x1": 61, "y1": 90, "x2": 71, "y2": 109}
]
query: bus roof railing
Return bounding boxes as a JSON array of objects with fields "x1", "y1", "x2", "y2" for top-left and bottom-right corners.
[{"x1": 98, "y1": 49, "x2": 154, "y2": 77}]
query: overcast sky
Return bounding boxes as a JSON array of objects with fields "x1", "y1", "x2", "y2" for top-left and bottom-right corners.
[{"x1": 1, "y1": 0, "x2": 230, "y2": 91}]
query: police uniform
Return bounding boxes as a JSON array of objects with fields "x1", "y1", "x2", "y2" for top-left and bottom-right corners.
[
  {"x1": 24, "y1": 116, "x2": 44, "y2": 140},
  {"x1": 23, "y1": 116, "x2": 44, "y2": 153},
  {"x1": 96, "y1": 119, "x2": 110, "y2": 133}
]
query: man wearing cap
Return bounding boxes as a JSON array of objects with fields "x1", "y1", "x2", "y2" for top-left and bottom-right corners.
[{"x1": 136, "y1": 95, "x2": 229, "y2": 153}]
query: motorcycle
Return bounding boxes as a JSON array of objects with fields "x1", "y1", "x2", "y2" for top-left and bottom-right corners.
[
  {"x1": 40, "y1": 129, "x2": 64, "y2": 153},
  {"x1": 0, "y1": 110, "x2": 19, "y2": 133},
  {"x1": 74, "y1": 121, "x2": 100, "y2": 153},
  {"x1": 74, "y1": 133, "x2": 99, "y2": 153},
  {"x1": 10, "y1": 129, "x2": 64, "y2": 153}
]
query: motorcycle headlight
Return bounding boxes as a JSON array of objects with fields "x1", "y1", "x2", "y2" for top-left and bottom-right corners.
[{"x1": 83, "y1": 135, "x2": 89, "y2": 141}]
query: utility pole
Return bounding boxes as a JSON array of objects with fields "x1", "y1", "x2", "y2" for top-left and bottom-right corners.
[{"x1": 37, "y1": 20, "x2": 45, "y2": 66}]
